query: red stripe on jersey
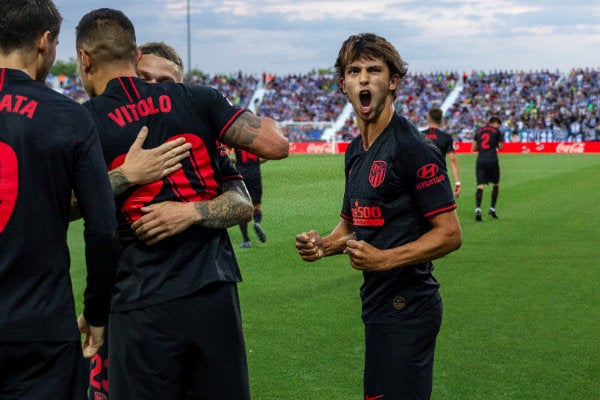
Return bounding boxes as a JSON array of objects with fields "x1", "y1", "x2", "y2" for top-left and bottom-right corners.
[
  {"x1": 218, "y1": 109, "x2": 245, "y2": 141},
  {"x1": 117, "y1": 77, "x2": 133, "y2": 102},
  {"x1": 220, "y1": 174, "x2": 244, "y2": 182},
  {"x1": 340, "y1": 212, "x2": 353, "y2": 221},
  {"x1": 423, "y1": 204, "x2": 457, "y2": 218},
  {"x1": 0, "y1": 68, "x2": 5, "y2": 91},
  {"x1": 127, "y1": 76, "x2": 141, "y2": 99}
]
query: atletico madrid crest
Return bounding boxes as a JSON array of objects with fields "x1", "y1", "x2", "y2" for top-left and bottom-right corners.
[{"x1": 369, "y1": 160, "x2": 387, "y2": 188}]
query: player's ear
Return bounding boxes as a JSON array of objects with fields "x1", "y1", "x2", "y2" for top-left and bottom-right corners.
[
  {"x1": 389, "y1": 74, "x2": 400, "y2": 92},
  {"x1": 339, "y1": 77, "x2": 347, "y2": 94},
  {"x1": 135, "y1": 49, "x2": 142, "y2": 66},
  {"x1": 78, "y1": 49, "x2": 92, "y2": 73},
  {"x1": 37, "y1": 31, "x2": 52, "y2": 55}
]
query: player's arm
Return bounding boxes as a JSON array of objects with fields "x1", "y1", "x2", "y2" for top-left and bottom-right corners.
[
  {"x1": 110, "y1": 126, "x2": 192, "y2": 196},
  {"x1": 130, "y1": 179, "x2": 253, "y2": 245},
  {"x1": 344, "y1": 210, "x2": 462, "y2": 272},
  {"x1": 471, "y1": 139, "x2": 478, "y2": 152},
  {"x1": 296, "y1": 218, "x2": 355, "y2": 262},
  {"x1": 221, "y1": 112, "x2": 289, "y2": 160},
  {"x1": 70, "y1": 127, "x2": 192, "y2": 220},
  {"x1": 447, "y1": 151, "x2": 461, "y2": 197}
]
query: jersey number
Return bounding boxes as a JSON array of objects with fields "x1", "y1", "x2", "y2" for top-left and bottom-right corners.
[
  {"x1": 89, "y1": 353, "x2": 109, "y2": 394},
  {"x1": 480, "y1": 133, "x2": 491, "y2": 150},
  {"x1": 0, "y1": 142, "x2": 18, "y2": 233},
  {"x1": 110, "y1": 134, "x2": 218, "y2": 224}
]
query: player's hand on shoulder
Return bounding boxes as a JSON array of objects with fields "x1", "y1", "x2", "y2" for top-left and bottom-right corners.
[{"x1": 120, "y1": 126, "x2": 192, "y2": 185}]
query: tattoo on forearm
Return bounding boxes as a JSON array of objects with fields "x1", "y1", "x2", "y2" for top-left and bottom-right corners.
[
  {"x1": 194, "y1": 192, "x2": 251, "y2": 229},
  {"x1": 224, "y1": 113, "x2": 260, "y2": 150},
  {"x1": 109, "y1": 168, "x2": 132, "y2": 197}
]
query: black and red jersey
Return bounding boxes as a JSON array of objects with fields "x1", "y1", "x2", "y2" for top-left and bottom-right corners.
[
  {"x1": 83, "y1": 77, "x2": 245, "y2": 311},
  {"x1": 422, "y1": 127, "x2": 455, "y2": 157},
  {"x1": 341, "y1": 114, "x2": 456, "y2": 324},
  {"x1": 0, "y1": 68, "x2": 118, "y2": 341},
  {"x1": 474, "y1": 125, "x2": 503, "y2": 162},
  {"x1": 234, "y1": 148, "x2": 261, "y2": 180}
]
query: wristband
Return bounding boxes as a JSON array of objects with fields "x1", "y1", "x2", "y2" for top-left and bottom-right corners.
[{"x1": 455, "y1": 181, "x2": 461, "y2": 186}]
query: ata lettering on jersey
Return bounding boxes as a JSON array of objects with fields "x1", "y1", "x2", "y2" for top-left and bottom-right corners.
[
  {"x1": 108, "y1": 95, "x2": 172, "y2": 127},
  {"x1": 369, "y1": 160, "x2": 387, "y2": 188},
  {"x1": 351, "y1": 200, "x2": 384, "y2": 227},
  {"x1": 0, "y1": 94, "x2": 37, "y2": 119}
]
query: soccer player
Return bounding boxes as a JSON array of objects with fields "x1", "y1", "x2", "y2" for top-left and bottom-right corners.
[
  {"x1": 136, "y1": 41, "x2": 184, "y2": 83},
  {"x1": 295, "y1": 33, "x2": 462, "y2": 400},
  {"x1": 87, "y1": 40, "x2": 253, "y2": 400},
  {"x1": 231, "y1": 148, "x2": 267, "y2": 247},
  {"x1": 472, "y1": 116, "x2": 504, "y2": 221},
  {"x1": 0, "y1": 1, "x2": 119, "y2": 399},
  {"x1": 75, "y1": 8, "x2": 287, "y2": 399},
  {"x1": 422, "y1": 107, "x2": 461, "y2": 197}
]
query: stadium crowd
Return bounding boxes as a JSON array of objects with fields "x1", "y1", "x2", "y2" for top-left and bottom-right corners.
[{"x1": 52, "y1": 67, "x2": 600, "y2": 143}]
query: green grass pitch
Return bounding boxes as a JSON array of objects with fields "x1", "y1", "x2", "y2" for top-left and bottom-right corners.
[{"x1": 68, "y1": 153, "x2": 600, "y2": 399}]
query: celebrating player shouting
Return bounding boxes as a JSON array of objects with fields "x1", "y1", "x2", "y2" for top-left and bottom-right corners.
[{"x1": 296, "y1": 33, "x2": 461, "y2": 400}]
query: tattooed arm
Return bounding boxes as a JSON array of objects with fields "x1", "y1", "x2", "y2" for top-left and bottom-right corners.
[
  {"x1": 130, "y1": 179, "x2": 253, "y2": 245},
  {"x1": 221, "y1": 112, "x2": 289, "y2": 160}
]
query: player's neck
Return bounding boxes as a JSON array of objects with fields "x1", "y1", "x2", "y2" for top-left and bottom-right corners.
[
  {"x1": 358, "y1": 103, "x2": 394, "y2": 151},
  {"x1": 0, "y1": 51, "x2": 38, "y2": 80},
  {"x1": 90, "y1": 65, "x2": 137, "y2": 97}
]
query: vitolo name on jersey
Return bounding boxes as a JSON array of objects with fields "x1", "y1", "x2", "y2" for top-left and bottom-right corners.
[
  {"x1": 108, "y1": 95, "x2": 172, "y2": 127},
  {"x1": 0, "y1": 94, "x2": 37, "y2": 119}
]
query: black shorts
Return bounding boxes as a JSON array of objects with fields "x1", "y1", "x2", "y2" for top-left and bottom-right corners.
[
  {"x1": 476, "y1": 160, "x2": 500, "y2": 185},
  {"x1": 0, "y1": 341, "x2": 86, "y2": 400},
  {"x1": 363, "y1": 300, "x2": 442, "y2": 400},
  {"x1": 108, "y1": 282, "x2": 250, "y2": 400}
]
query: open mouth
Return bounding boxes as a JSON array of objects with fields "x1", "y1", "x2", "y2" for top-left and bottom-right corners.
[{"x1": 359, "y1": 90, "x2": 371, "y2": 108}]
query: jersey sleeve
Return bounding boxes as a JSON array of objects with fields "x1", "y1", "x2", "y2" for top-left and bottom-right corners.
[
  {"x1": 190, "y1": 86, "x2": 247, "y2": 143},
  {"x1": 402, "y1": 140, "x2": 456, "y2": 218},
  {"x1": 340, "y1": 140, "x2": 358, "y2": 221},
  {"x1": 72, "y1": 119, "x2": 119, "y2": 326}
]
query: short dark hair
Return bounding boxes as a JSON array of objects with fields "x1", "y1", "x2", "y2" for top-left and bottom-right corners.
[
  {"x1": 76, "y1": 8, "x2": 137, "y2": 67},
  {"x1": 138, "y1": 42, "x2": 184, "y2": 73},
  {"x1": 0, "y1": 0, "x2": 62, "y2": 54},
  {"x1": 489, "y1": 117, "x2": 502, "y2": 125},
  {"x1": 428, "y1": 108, "x2": 443, "y2": 124},
  {"x1": 334, "y1": 33, "x2": 408, "y2": 97}
]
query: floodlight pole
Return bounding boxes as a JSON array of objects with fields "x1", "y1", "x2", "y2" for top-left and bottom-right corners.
[{"x1": 187, "y1": 0, "x2": 191, "y2": 75}]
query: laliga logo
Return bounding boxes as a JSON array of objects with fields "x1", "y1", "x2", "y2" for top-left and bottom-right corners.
[
  {"x1": 556, "y1": 143, "x2": 585, "y2": 153},
  {"x1": 417, "y1": 163, "x2": 439, "y2": 179}
]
